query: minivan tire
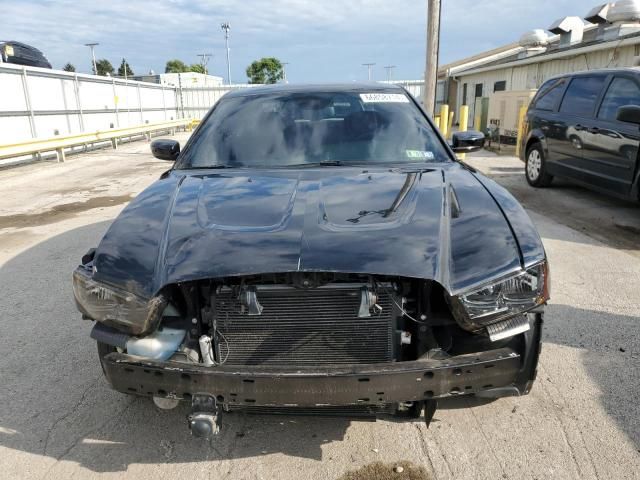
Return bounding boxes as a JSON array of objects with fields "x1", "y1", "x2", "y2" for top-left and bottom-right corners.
[{"x1": 525, "y1": 143, "x2": 553, "y2": 187}]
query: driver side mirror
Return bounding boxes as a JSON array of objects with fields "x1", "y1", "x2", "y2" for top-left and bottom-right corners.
[
  {"x1": 451, "y1": 130, "x2": 485, "y2": 154},
  {"x1": 151, "y1": 139, "x2": 180, "y2": 161},
  {"x1": 616, "y1": 105, "x2": 640, "y2": 125}
]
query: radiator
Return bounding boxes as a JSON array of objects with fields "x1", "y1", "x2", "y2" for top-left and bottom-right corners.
[{"x1": 214, "y1": 284, "x2": 395, "y2": 366}]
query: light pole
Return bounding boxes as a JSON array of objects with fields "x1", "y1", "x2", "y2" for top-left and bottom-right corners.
[
  {"x1": 282, "y1": 62, "x2": 289, "y2": 83},
  {"x1": 424, "y1": 0, "x2": 442, "y2": 115},
  {"x1": 197, "y1": 53, "x2": 212, "y2": 74},
  {"x1": 362, "y1": 63, "x2": 376, "y2": 81},
  {"x1": 221, "y1": 22, "x2": 231, "y2": 85},
  {"x1": 85, "y1": 43, "x2": 99, "y2": 75},
  {"x1": 384, "y1": 65, "x2": 396, "y2": 82}
]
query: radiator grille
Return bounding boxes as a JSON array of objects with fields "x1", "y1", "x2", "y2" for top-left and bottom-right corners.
[{"x1": 214, "y1": 285, "x2": 395, "y2": 366}]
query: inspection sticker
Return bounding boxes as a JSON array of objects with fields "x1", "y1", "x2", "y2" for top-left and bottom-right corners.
[
  {"x1": 360, "y1": 93, "x2": 410, "y2": 103},
  {"x1": 406, "y1": 150, "x2": 435, "y2": 160}
]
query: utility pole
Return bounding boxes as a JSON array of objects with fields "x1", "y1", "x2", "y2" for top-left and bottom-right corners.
[
  {"x1": 221, "y1": 22, "x2": 231, "y2": 85},
  {"x1": 282, "y1": 62, "x2": 289, "y2": 83},
  {"x1": 362, "y1": 63, "x2": 376, "y2": 81},
  {"x1": 84, "y1": 43, "x2": 99, "y2": 75},
  {"x1": 384, "y1": 65, "x2": 396, "y2": 82},
  {"x1": 424, "y1": 0, "x2": 441, "y2": 115},
  {"x1": 197, "y1": 53, "x2": 212, "y2": 74}
]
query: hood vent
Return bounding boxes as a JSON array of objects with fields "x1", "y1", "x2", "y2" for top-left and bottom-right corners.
[
  {"x1": 603, "y1": 0, "x2": 640, "y2": 40},
  {"x1": 549, "y1": 16, "x2": 586, "y2": 47}
]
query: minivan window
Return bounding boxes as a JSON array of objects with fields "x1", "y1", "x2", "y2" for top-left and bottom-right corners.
[
  {"x1": 597, "y1": 77, "x2": 640, "y2": 121},
  {"x1": 532, "y1": 78, "x2": 566, "y2": 111},
  {"x1": 559, "y1": 76, "x2": 606, "y2": 117}
]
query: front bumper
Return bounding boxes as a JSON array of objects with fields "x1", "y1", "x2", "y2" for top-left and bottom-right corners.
[
  {"x1": 102, "y1": 314, "x2": 542, "y2": 407},
  {"x1": 101, "y1": 314, "x2": 542, "y2": 406}
]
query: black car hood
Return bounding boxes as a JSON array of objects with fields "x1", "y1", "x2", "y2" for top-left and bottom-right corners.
[{"x1": 93, "y1": 163, "x2": 545, "y2": 298}]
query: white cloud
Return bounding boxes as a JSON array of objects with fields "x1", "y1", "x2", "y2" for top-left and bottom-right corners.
[{"x1": 2, "y1": 0, "x2": 592, "y2": 81}]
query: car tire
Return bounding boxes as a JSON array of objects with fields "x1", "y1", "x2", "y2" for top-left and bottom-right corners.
[{"x1": 525, "y1": 144, "x2": 553, "y2": 187}]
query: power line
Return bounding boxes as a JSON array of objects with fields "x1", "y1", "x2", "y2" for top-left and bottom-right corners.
[
  {"x1": 362, "y1": 63, "x2": 376, "y2": 81},
  {"x1": 384, "y1": 65, "x2": 397, "y2": 81},
  {"x1": 197, "y1": 53, "x2": 212, "y2": 74}
]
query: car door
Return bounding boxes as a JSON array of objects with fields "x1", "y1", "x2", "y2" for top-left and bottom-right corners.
[
  {"x1": 580, "y1": 74, "x2": 640, "y2": 195},
  {"x1": 552, "y1": 75, "x2": 608, "y2": 182},
  {"x1": 528, "y1": 77, "x2": 568, "y2": 173}
]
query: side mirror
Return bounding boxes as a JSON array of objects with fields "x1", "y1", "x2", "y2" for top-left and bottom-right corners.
[
  {"x1": 451, "y1": 130, "x2": 485, "y2": 153},
  {"x1": 151, "y1": 139, "x2": 180, "y2": 161},
  {"x1": 616, "y1": 105, "x2": 640, "y2": 125}
]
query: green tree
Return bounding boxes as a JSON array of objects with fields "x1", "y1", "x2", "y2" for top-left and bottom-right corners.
[
  {"x1": 165, "y1": 59, "x2": 188, "y2": 73},
  {"x1": 117, "y1": 58, "x2": 134, "y2": 77},
  {"x1": 189, "y1": 63, "x2": 206, "y2": 74},
  {"x1": 95, "y1": 59, "x2": 114, "y2": 76},
  {"x1": 246, "y1": 57, "x2": 283, "y2": 84},
  {"x1": 63, "y1": 63, "x2": 75, "y2": 72}
]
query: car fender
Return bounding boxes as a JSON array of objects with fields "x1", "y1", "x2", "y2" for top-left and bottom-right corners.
[{"x1": 523, "y1": 129, "x2": 548, "y2": 161}]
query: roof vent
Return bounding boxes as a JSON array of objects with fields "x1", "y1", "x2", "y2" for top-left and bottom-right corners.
[
  {"x1": 586, "y1": 4, "x2": 612, "y2": 40},
  {"x1": 518, "y1": 30, "x2": 549, "y2": 58},
  {"x1": 549, "y1": 16, "x2": 585, "y2": 47},
  {"x1": 585, "y1": 3, "x2": 611, "y2": 24},
  {"x1": 604, "y1": 0, "x2": 640, "y2": 39}
]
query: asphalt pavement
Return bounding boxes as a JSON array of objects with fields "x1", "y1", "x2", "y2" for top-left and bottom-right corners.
[{"x1": 0, "y1": 138, "x2": 639, "y2": 479}]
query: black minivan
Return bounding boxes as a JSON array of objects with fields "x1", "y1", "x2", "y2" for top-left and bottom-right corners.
[{"x1": 521, "y1": 68, "x2": 640, "y2": 201}]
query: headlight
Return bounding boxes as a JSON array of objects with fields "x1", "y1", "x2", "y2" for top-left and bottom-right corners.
[
  {"x1": 72, "y1": 267, "x2": 165, "y2": 335},
  {"x1": 449, "y1": 261, "x2": 549, "y2": 332}
]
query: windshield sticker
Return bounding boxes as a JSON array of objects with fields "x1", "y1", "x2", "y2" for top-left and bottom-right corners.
[
  {"x1": 360, "y1": 93, "x2": 410, "y2": 103},
  {"x1": 406, "y1": 150, "x2": 435, "y2": 160}
]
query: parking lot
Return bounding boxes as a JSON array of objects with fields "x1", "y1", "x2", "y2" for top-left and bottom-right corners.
[{"x1": 0, "y1": 135, "x2": 638, "y2": 479}]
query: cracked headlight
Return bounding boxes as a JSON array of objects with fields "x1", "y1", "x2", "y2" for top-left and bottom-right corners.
[
  {"x1": 450, "y1": 261, "x2": 549, "y2": 332},
  {"x1": 72, "y1": 266, "x2": 165, "y2": 335}
]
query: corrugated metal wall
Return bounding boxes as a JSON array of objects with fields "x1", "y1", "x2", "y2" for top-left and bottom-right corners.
[
  {"x1": 0, "y1": 64, "x2": 252, "y2": 144},
  {"x1": 455, "y1": 43, "x2": 640, "y2": 116}
]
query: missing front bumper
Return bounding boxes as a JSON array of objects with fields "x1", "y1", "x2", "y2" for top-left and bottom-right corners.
[{"x1": 102, "y1": 347, "x2": 522, "y2": 406}]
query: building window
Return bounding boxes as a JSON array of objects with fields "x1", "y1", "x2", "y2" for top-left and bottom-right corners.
[
  {"x1": 463, "y1": 83, "x2": 468, "y2": 105},
  {"x1": 475, "y1": 83, "x2": 483, "y2": 98},
  {"x1": 494, "y1": 81, "x2": 506, "y2": 92}
]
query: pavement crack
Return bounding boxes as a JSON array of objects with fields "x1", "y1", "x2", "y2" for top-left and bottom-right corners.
[
  {"x1": 42, "y1": 379, "x2": 99, "y2": 457},
  {"x1": 40, "y1": 396, "x2": 138, "y2": 480},
  {"x1": 466, "y1": 398, "x2": 508, "y2": 478}
]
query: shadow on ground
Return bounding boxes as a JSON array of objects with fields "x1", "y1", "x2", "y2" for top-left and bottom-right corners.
[
  {"x1": 471, "y1": 159, "x2": 640, "y2": 254},
  {"x1": 0, "y1": 220, "x2": 637, "y2": 473}
]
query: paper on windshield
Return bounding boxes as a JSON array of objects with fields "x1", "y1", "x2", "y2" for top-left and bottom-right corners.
[{"x1": 360, "y1": 93, "x2": 410, "y2": 103}]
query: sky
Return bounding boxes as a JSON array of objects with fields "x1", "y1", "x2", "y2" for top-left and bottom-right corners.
[{"x1": 3, "y1": 0, "x2": 592, "y2": 83}]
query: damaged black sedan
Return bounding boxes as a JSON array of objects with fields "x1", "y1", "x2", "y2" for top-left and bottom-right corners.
[{"x1": 73, "y1": 84, "x2": 549, "y2": 438}]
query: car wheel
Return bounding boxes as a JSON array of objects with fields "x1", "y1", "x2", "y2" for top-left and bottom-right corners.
[{"x1": 525, "y1": 144, "x2": 553, "y2": 187}]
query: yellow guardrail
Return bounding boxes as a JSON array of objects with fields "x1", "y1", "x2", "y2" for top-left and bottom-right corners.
[{"x1": 0, "y1": 119, "x2": 191, "y2": 162}]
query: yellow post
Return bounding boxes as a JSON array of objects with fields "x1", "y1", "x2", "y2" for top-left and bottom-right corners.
[
  {"x1": 457, "y1": 105, "x2": 469, "y2": 159},
  {"x1": 439, "y1": 104, "x2": 449, "y2": 138},
  {"x1": 515, "y1": 105, "x2": 528, "y2": 158},
  {"x1": 448, "y1": 111, "x2": 455, "y2": 139},
  {"x1": 474, "y1": 115, "x2": 481, "y2": 131},
  {"x1": 434, "y1": 115, "x2": 441, "y2": 130}
]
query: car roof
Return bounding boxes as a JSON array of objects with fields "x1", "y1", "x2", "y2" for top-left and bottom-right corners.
[
  {"x1": 547, "y1": 67, "x2": 640, "y2": 82},
  {"x1": 224, "y1": 82, "x2": 406, "y2": 98}
]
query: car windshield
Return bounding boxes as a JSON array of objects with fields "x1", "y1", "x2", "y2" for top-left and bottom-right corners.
[{"x1": 176, "y1": 90, "x2": 450, "y2": 169}]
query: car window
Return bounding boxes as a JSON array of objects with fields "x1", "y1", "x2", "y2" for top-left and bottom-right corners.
[
  {"x1": 178, "y1": 91, "x2": 451, "y2": 168},
  {"x1": 559, "y1": 76, "x2": 607, "y2": 117},
  {"x1": 532, "y1": 78, "x2": 566, "y2": 111},
  {"x1": 597, "y1": 77, "x2": 640, "y2": 121}
]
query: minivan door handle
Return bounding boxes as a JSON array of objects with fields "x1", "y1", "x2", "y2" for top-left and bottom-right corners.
[
  {"x1": 587, "y1": 127, "x2": 600, "y2": 134},
  {"x1": 574, "y1": 124, "x2": 586, "y2": 131}
]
